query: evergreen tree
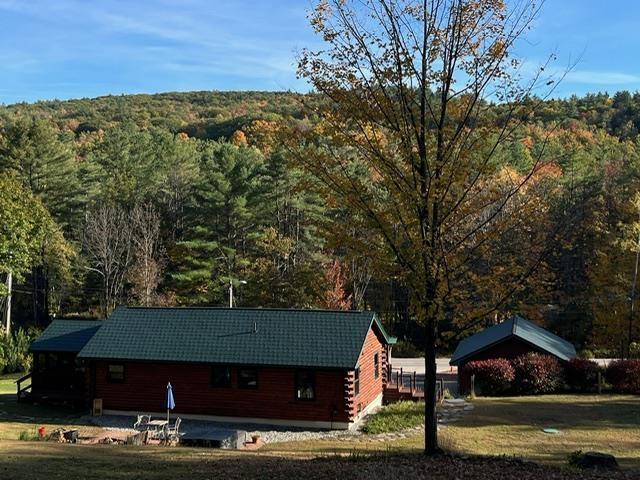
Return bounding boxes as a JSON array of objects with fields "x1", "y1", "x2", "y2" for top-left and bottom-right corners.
[
  {"x1": 171, "y1": 141, "x2": 266, "y2": 304},
  {"x1": 0, "y1": 117, "x2": 81, "y2": 230}
]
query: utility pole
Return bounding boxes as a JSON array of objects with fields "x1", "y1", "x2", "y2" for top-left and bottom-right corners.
[
  {"x1": 228, "y1": 279, "x2": 247, "y2": 308},
  {"x1": 4, "y1": 272, "x2": 12, "y2": 337}
]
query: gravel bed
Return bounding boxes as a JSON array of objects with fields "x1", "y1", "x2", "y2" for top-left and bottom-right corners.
[{"x1": 83, "y1": 414, "x2": 362, "y2": 444}]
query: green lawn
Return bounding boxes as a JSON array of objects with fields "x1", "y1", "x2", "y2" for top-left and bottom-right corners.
[
  {"x1": 444, "y1": 395, "x2": 640, "y2": 469},
  {"x1": 1, "y1": 373, "x2": 639, "y2": 477},
  {"x1": 274, "y1": 394, "x2": 640, "y2": 469},
  {"x1": 0, "y1": 372, "x2": 23, "y2": 394}
]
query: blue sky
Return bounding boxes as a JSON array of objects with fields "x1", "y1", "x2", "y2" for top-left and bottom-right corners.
[{"x1": 0, "y1": 0, "x2": 638, "y2": 104}]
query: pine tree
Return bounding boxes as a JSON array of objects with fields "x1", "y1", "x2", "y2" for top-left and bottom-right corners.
[
  {"x1": 171, "y1": 141, "x2": 266, "y2": 304},
  {"x1": 0, "y1": 117, "x2": 81, "y2": 230}
]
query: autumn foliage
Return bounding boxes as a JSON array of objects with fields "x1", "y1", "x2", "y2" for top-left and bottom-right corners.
[{"x1": 323, "y1": 259, "x2": 353, "y2": 310}]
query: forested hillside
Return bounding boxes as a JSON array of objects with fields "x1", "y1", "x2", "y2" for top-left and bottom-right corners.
[{"x1": 2, "y1": 90, "x2": 640, "y2": 355}]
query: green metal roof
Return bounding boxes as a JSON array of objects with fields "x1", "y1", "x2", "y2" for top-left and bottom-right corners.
[
  {"x1": 78, "y1": 307, "x2": 394, "y2": 369},
  {"x1": 30, "y1": 320, "x2": 103, "y2": 353},
  {"x1": 449, "y1": 315, "x2": 576, "y2": 366}
]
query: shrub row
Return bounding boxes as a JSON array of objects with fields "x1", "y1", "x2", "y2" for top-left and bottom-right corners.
[
  {"x1": 463, "y1": 353, "x2": 563, "y2": 395},
  {"x1": 462, "y1": 354, "x2": 640, "y2": 395},
  {"x1": 605, "y1": 360, "x2": 640, "y2": 394}
]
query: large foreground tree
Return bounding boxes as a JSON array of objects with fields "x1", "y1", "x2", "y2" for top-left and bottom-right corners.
[{"x1": 296, "y1": 0, "x2": 557, "y2": 454}]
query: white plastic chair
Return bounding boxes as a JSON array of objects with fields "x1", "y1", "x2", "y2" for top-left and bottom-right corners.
[
  {"x1": 164, "y1": 417, "x2": 182, "y2": 443},
  {"x1": 133, "y1": 414, "x2": 151, "y2": 430}
]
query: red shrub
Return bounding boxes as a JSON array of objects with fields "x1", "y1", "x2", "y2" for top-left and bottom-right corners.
[
  {"x1": 511, "y1": 353, "x2": 563, "y2": 394},
  {"x1": 605, "y1": 360, "x2": 640, "y2": 394},
  {"x1": 462, "y1": 358, "x2": 515, "y2": 395},
  {"x1": 564, "y1": 358, "x2": 601, "y2": 392}
]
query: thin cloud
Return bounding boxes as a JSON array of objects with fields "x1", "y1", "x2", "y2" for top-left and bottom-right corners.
[{"x1": 566, "y1": 70, "x2": 640, "y2": 85}]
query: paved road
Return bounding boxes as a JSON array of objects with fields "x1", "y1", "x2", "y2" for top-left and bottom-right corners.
[
  {"x1": 388, "y1": 357, "x2": 458, "y2": 396},
  {"x1": 390, "y1": 357, "x2": 454, "y2": 374}
]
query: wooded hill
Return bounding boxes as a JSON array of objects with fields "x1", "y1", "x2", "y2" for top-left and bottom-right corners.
[{"x1": 2, "y1": 90, "x2": 640, "y2": 355}]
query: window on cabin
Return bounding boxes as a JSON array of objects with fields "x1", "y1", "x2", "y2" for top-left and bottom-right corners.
[
  {"x1": 354, "y1": 367, "x2": 360, "y2": 396},
  {"x1": 374, "y1": 353, "x2": 380, "y2": 379},
  {"x1": 211, "y1": 366, "x2": 232, "y2": 387},
  {"x1": 238, "y1": 368, "x2": 258, "y2": 389},
  {"x1": 107, "y1": 364, "x2": 125, "y2": 383},
  {"x1": 295, "y1": 370, "x2": 316, "y2": 400}
]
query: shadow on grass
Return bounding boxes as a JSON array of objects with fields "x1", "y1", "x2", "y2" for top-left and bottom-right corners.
[
  {"x1": 0, "y1": 393, "x2": 94, "y2": 430},
  {"x1": 453, "y1": 395, "x2": 640, "y2": 430},
  {"x1": 0, "y1": 443, "x2": 636, "y2": 480}
]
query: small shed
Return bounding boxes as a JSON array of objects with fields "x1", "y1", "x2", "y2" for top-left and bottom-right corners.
[
  {"x1": 28, "y1": 319, "x2": 102, "y2": 404},
  {"x1": 449, "y1": 315, "x2": 576, "y2": 393}
]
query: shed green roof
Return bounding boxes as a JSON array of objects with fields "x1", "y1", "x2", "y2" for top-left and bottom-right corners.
[
  {"x1": 78, "y1": 307, "x2": 395, "y2": 369},
  {"x1": 449, "y1": 315, "x2": 576, "y2": 366},
  {"x1": 30, "y1": 320, "x2": 102, "y2": 353}
]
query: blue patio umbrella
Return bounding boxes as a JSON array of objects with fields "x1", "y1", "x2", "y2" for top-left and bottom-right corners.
[{"x1": 166, "y1": 382, "x2": 175, "y2": 422}]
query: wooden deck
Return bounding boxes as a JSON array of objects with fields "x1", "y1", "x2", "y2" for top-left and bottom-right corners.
[{"x1": 383, "y1": 366, "x2": 445, "y2": 403}]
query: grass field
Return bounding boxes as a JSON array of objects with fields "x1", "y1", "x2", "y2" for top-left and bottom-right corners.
[
  {"x1": 444, "y1": 395, "x2": 640, "y2": 468},
  {"x1": 1, "y1": 373, "x2": 639, "y2": 478}
]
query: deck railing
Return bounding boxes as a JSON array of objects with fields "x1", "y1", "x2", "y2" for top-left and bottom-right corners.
[
  {"x1": 15, "y1": 372, "x2": 33, "y2": 402},
  {"x1": 386, "y1": 364, "x2": 444, "y2": 401}
]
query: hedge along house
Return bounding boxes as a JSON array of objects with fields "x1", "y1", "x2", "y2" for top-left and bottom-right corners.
[
  {"x1": 449, "y1": 315, "x2": 576, "y2": 393},
  {"x1": 61, "y1": 306, "x2": 396, "y2": 429},
  {"x1": 25, "y1": 320, "x2": 102, "y2": 405}
]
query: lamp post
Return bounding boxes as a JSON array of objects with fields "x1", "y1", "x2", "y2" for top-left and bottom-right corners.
[{"x1": 229, "y1": 279, "x2": 247, "y2": 308}]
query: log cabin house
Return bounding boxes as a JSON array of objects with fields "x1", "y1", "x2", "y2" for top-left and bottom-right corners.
[{"x1": 27, "y1": 307, "x2": 396, "y2": 429}]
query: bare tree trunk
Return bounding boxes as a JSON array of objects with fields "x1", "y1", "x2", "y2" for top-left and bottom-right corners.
[
  {"x1": 424, "y1": 318, "x2": 438, "y2": 454},
  {"x1": 84, "y1": 205, "x2": 134, "y2": 316}
]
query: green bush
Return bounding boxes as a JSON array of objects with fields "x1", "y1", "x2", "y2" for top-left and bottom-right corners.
[
  {"x1": 362, "y1": 401, "x2": 424, "y2": 434},
  {"x1": 0, "y1": 328, "x2": 39, "y2": 374},
  {"x1": 511, "y1": 353, "x2": 563, "y2": 394}
]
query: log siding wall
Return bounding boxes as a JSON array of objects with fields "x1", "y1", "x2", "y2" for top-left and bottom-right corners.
[
  {"x1": 347, "y1": 326, "x2": 386, "y2": 419},
  {"x1": 93, "y1": 361, "x2": 352, "y2": 424}
]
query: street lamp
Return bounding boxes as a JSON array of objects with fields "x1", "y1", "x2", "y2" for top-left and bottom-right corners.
[{"x1": 229, "y1": 279, "x2": 247, "y2": 308}]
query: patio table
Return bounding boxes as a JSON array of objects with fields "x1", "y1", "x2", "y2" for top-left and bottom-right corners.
[{"x1": 146, "y1": 420, "x2": 168, "y2": 438}]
